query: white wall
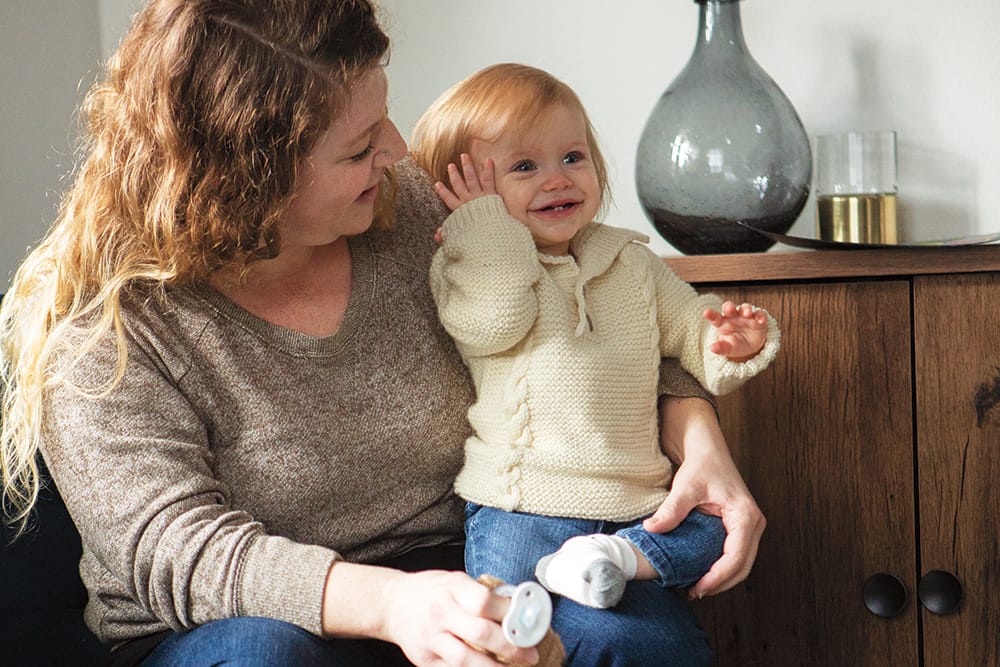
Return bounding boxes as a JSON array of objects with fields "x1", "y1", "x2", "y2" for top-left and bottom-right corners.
[
  {"x1": 100, "y1": 0, "x2": 146, "y2": 58},
  {"x1": 3, "y1": 0, "x2": 998, "y2": 289},
  {"x1": 380, "y1": 0, "x2": 1000, "y2": 256},
  {"x1": 0, "y1": 1, "x2": 102, "y2": 290}
]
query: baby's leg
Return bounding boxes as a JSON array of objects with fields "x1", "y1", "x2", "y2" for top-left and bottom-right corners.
[
  {"x1": 464, "y1": 503, "x2": 596, "y2": 585},
  {"x1": 617, "y1": 510, "x2": 726, "y2": 589},
  {"x1": 534, "y1": 511, "x2": 726, "y2": 608},
  {"x1": 534, "y1": 534, "x2": 638, "y2": 608}
]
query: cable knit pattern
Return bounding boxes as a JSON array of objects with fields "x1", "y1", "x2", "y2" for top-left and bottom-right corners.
[{"x1": 430, "y1": 197, "x2": 780, "y2": 521}]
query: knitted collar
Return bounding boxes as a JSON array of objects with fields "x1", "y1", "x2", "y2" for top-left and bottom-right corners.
[{"x1": 563, "y1": 222, "x2": 649, "y2": 335}]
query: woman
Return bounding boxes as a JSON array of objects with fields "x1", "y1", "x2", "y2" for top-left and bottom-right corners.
[{"x1": 0, "y1": 1, "x2": 764, "y2": 665}]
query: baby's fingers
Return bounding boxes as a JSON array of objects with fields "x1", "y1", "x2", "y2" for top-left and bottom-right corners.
[
  {"x1": 434, "y1": 180, "x2": 465, "y2": 212},
  {"x1": 478, "y1": 158, "x2": 498, "y2": 195},
  {"x1": 704, "y1": 302, "x2": 761, "y2": 328},
  {"x1": 720, "y1": 301, "x2": 741, "y2": 318},
  {"x1": 709, "y1": 339, "x2": 734, "y2": 356},
  {"x1": 732, "y1": 302, "x2": 752, "y2": 318},
  {"x1": 704, "y1": 301, "x2": 736, "y2": 323},
  {"x1": 441, "y1": 155, "x2": 488, "y2": 206},
  {"x1": 457, "y1": 153, "x2": 484, "y2": 192},
  {"x1": 446, "y1": 162, "x2": 474, "y2": 200}
]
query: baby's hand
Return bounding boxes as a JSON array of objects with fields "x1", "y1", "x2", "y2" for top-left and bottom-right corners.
[
  {"x1": 703, "y1": 301, "x2": 768, "y2": 362},
  {"x1": 434, "y1": 153, "x2": 497, "y2": 212}
]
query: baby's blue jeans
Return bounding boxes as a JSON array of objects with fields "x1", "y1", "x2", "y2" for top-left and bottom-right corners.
[{"x1": 465, "y1": 503, "x2": 726, "y2": 667}]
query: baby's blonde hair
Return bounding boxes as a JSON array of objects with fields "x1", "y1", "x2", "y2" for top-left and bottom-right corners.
[{"x1": 410, "y1": 63, "x2": 612, "y2": 218}]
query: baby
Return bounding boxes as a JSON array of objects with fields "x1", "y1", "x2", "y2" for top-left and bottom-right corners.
[{"x1": 411, "y1": 63, "x2": 780, "y2": 610}]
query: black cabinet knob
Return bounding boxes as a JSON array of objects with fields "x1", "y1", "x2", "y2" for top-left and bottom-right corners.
[
  {"x1": 918, "y1": 570, "x2": 963, "y2": 615},
  {"x1": 863, "y1": 573, "x2": 907, "y2": 618}
]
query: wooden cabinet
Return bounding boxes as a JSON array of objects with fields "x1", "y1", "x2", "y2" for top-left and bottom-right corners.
[{"x1": 665, "y1": 247, "x2": 1000, "y2": 667}]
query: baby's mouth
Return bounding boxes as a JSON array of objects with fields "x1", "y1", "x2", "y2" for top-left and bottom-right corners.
[{"x1": 535, "y1": 200, "x2": 578, "y2": 213}]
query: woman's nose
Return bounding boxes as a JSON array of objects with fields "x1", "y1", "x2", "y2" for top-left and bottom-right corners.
[{"x1": 375, "y1": 119, "x2": 407, "y2": 168}]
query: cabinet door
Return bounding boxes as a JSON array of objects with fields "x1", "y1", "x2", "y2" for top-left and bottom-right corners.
[
  {"x1": 692, "y1": 280, "x2": 919, "y2": 666},
  {"x1": 914, "y1": 273, "x2": 1000, "y2": 666}
]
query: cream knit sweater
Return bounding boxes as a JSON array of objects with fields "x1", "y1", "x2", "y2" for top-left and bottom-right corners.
[{"x1": 430, "y1": 196, "x2": 780, "y2": 522}]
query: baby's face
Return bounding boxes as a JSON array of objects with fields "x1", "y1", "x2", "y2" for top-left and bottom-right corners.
[{"x1": 469, "y1": 103, "x2": 601, "y2": 256}]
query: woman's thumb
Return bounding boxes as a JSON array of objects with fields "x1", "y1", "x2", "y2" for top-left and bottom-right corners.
[{"x1": 643, "y1": 490, "x2": 692, "y2": 534}]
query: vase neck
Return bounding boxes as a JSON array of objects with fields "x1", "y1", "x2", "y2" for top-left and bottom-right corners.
[{"x1": 694, "y1": 0, "x2": 748, "y2": 53}]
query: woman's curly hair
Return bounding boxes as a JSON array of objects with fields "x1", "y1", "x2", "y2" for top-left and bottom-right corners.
[{"x1": 1, "y1": 0, "x2": 392, "y2": 533}]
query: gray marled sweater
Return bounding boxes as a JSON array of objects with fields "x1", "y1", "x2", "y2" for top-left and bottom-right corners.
[{"x1": 38, "y1": 158, "x2": 710, "y2": 646}]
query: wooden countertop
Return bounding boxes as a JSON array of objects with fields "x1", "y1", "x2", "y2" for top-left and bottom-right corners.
[{"x1": 664, "y1": 245, "x2": 1000, "y2": 284}]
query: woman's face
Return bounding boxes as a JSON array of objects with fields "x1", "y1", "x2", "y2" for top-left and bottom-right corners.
[{"x1": 279, "y1": 68, "x2": 406, "y2": 247}]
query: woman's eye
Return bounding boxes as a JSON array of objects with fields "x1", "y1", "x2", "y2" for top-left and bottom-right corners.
[
  {"x1": 511, "y1": 160, "x2": 535, "y2": 173},
  {"x1": 349, "y1": 144, "x2": 375, "y2": 162}
]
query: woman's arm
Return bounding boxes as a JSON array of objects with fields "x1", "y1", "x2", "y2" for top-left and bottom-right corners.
[
  {"x1": 322, "y1": 561, "x2": 538, "y2": 666},
  {"x1": 40, "y1": 325, "x2": 342, "y2": 635},
  {"x1": 643, "y1": 394, "x2": 766, "y2": 599}
]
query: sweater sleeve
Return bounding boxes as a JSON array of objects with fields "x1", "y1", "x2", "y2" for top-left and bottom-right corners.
[
  {"x1": 40, "y1": 329, "x2": 338, "y2": 637},
  {"x1": 428, "y1": 195, "x2": 545, "y2": 357},
  {"x1": 658, "y1": 357, "x2": 715, "y2": 407},
  {"x1": 645, "y1": 250, "x2": 780, "y2": 396}
]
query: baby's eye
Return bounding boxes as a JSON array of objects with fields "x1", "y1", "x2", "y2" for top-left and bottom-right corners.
[
  {"x1": 511, "y1": 160, "x2": 536, "y2": 173},
  {"x1": 563, "y1": 151, "x2": 586, "y2": 165}
]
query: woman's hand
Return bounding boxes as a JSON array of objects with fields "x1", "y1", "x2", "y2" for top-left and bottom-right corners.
[
  {"x1": 702, "y1": 300, "x2": 769, "y2": 362},
  {"x1": 382, "y1": 569, "x2": 538, "y2": 666},
  {"x1": 323, "y1": 563, "x2": 538, "y2": 666},
  {"x1": 434, "y1": 153, "x2": 497, "y2": 211},
  {"x1": 643, "y1": 396, "x2": 766, "y2": 599}
]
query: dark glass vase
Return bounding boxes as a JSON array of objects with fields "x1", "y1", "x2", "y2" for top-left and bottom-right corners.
[{"x1": 635, "y1": 0, "x2": 811, "y2": 254}]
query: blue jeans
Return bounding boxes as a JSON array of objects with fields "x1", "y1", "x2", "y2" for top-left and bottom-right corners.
[
  {"x1": 465, "y1": 504, "x2": 726, "y2": 666},
  {"x1": 132, "y1": 545, "x2": 466, "y2": 666},
  {"x1": 142, "y1": 616, "x2": 411, "y2": 666}
]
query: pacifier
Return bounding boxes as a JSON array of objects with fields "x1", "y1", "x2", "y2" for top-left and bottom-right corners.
[{"x1": 495, "y1": 581, "x2": 552, "y2": 648}]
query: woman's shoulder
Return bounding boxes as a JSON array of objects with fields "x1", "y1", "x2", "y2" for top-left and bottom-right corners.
[
  {"x1": 116, "y1": 285, "x2": 226, "y2": 368},
  {"x1": 48, "y1": 285, "x2": 215, "y2": 389},
  {"x1": 369, "y1": 156, "x2": 449, "y2": 263},
  {"x1": 393, "y1": 155, "x2": 448, "y2": 229},
  {"x1": 120, "y1": 284, "x2": 213, "y2": 333}
]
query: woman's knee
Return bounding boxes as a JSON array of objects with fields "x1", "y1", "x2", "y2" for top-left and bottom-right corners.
[{"x1": 143, "y1": 616, "x2": 365, "y2": 666}]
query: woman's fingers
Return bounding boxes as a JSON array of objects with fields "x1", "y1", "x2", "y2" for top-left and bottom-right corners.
[
  {"x1": 689, "y1": 503, "x2": 765, "y2": 598},
  {"x1": 386, "y1": 571, "x2": 538, "y2": 666},
  {"x1": 451, "y1": 578, "x2": 510, "y2": 622},
  {"x1": 449, "y1": 581, "x2": 539, "y2": 664}
]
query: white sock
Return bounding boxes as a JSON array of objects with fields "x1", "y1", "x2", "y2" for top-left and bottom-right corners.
[{"x1": 534, "y1": 534, "x2": 638, "y2": 608}]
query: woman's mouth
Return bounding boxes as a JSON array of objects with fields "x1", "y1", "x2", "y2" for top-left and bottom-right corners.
[{"x1": 358, "y1": 183, "x2": 379, "y2": 203}]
